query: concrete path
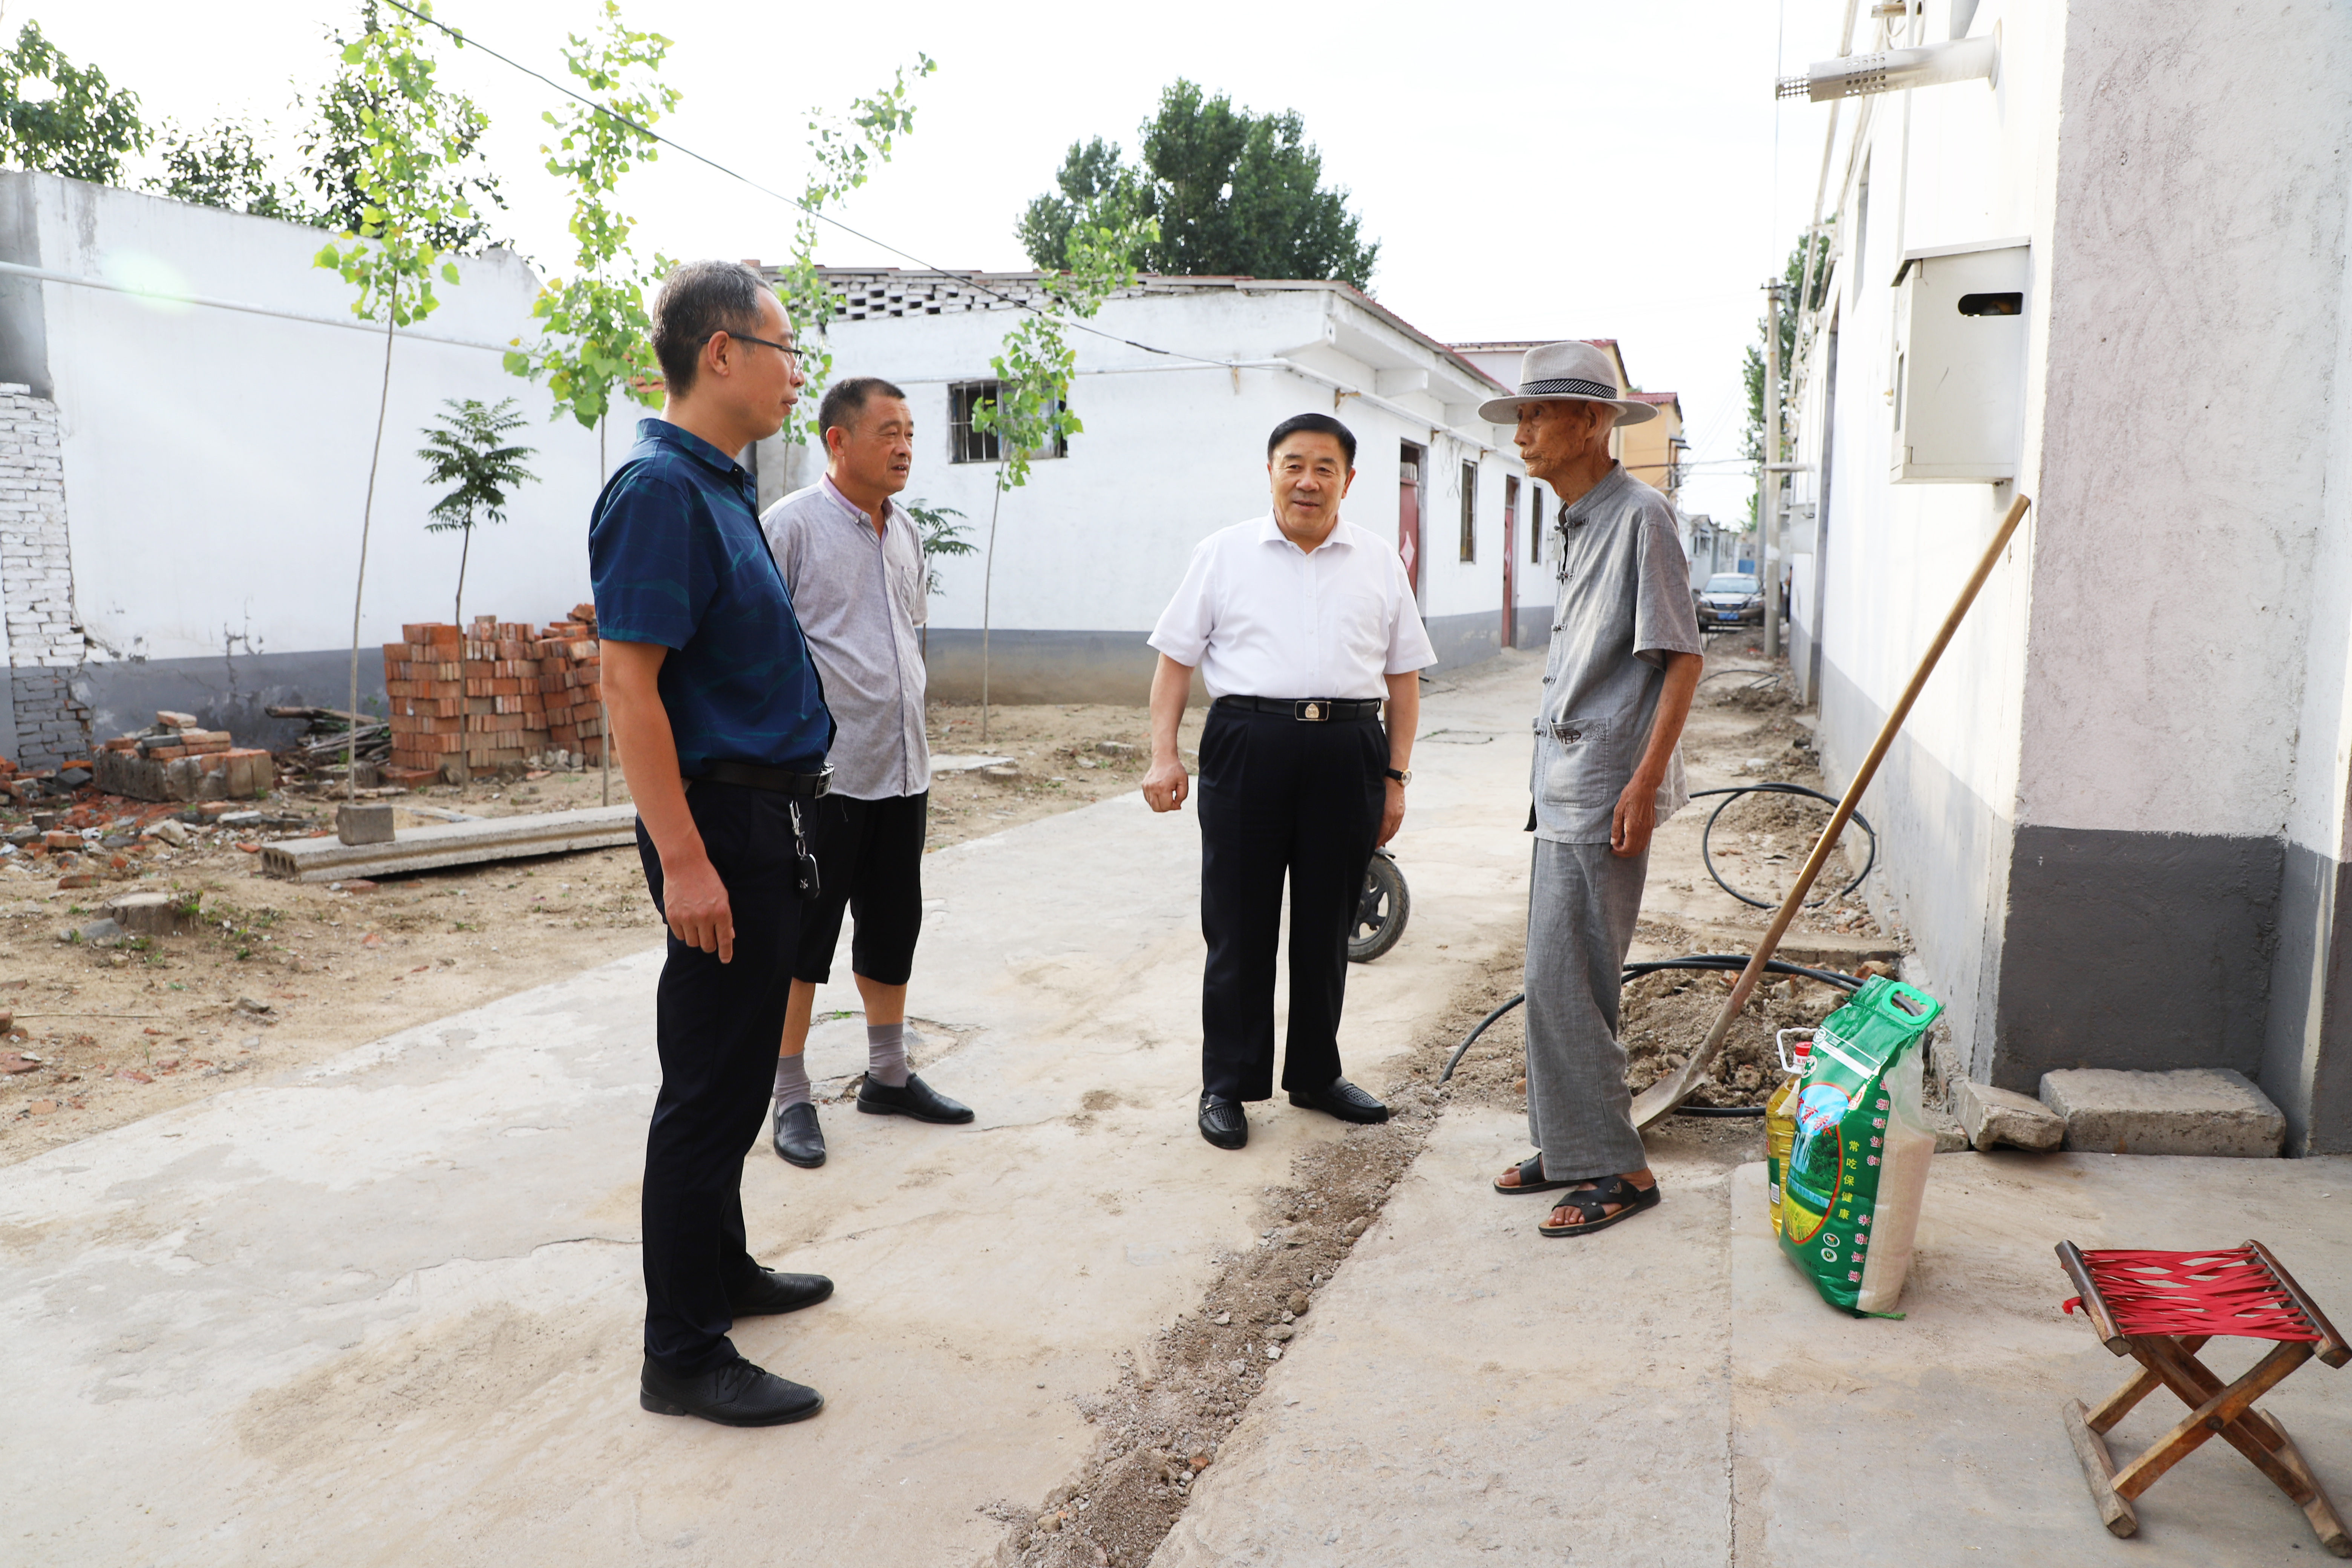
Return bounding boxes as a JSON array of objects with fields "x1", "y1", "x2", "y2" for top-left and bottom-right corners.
[
  {"x1": 0, "y1": 656, "x2": 1546, "y2": 1568},
  {"x1": 1161, "y1": 1130, "x2": 2352, "y2": 1568}
]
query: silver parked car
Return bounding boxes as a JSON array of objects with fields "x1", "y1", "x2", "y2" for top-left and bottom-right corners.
[{"x1": 1695, "y1": 573, "x2": 1764, "y2": 627}]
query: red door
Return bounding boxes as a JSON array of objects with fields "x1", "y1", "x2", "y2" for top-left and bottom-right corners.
[
  {"x1": 1398, "y1": 443, "x2": 1423, "y2": 595},
  {"x1": 1502, "y1": 476, "x2": 1520, "y2": 649}
]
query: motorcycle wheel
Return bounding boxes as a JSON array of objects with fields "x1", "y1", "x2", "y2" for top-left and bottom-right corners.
[{"x1": 1347, "y1": 851, "x2": 1411, "y2": 963}]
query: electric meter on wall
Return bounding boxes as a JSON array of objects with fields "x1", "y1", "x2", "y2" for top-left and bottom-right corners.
[{"x1": 1890, "y1": 239, "x2": 2030, "y2": 483}]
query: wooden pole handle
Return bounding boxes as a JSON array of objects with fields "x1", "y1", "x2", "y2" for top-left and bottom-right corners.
[{"x1": 1631, "y1": 492, "x2": 2033, "y2": 1129}]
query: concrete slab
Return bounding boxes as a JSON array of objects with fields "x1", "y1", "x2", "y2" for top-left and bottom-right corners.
[
  {"x1": 1153, "y1": 1106, "x2": 1741, "y2": 1568},
  {"x1": 1952, "y1": 1078, "x2": 2066, "y2": 1151},
  {"x1": 0, "y1": 657, "x2": 1548, "y2": 1567},
  {"x1": 259, "y1": 803, "x2": 640, "y2": 882},
  {"x1": 2041, "y1": 1068, "x2": 2288, "y2": 1158},
  {"x1": 1732, "y1": 1150, "x2": 2352, "y2": 1566}
]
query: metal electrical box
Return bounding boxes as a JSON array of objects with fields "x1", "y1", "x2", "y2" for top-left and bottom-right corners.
[{"x1": 1890, "y1": 238, "x2": 2029, "y2": 482}]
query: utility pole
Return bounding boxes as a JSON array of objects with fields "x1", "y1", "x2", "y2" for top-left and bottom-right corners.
[{"x1": 1762, "y1": 278, "x2": 1787, "y2": 661}]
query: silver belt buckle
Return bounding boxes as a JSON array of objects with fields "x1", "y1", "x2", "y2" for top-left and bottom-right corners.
[{"x1": 1295, "y1": 700, "x2": 1327, "y2": 722}]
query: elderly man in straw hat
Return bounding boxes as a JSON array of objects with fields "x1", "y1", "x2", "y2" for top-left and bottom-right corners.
[{"x1": 1482, "y1": 341, "x2": 1704, "y2": 1239}]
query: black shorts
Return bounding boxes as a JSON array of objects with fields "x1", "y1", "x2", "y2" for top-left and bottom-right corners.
[{"x1": 792, "y1": 790, "x2": 927, "y2": 986}]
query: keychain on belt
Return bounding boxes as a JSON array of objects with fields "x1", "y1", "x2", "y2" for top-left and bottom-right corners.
[{"x1": 789, "y1": 800, "x2": 823, "y2": 902}]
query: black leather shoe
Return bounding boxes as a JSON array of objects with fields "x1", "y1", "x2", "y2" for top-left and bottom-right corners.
[
  {"x1": 1198, "y1": 1093, "x2": 1249, "y2": 1150},
  {"x1": 727, "y1": 1267, "x2": 833, "y2": 1318},
  {"x1": 1289, "y1": 1077, "x2": 1390, "y2": 1124},
  {"x1": 640, "y1": 1354, "x2": 823, "y2": 1427},
  {"x1": 772, "y1": 1101, "x2": 826, "y2": 1167},
  {"x1": 856, "y1": 1072, "x2": 974, "y2": 1124}
]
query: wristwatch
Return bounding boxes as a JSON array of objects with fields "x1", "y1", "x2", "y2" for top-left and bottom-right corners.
[{"x1": 1384, "y1": 767, "x2": 1412, "y2": 786}]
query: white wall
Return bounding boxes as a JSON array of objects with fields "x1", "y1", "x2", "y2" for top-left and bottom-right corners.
[
  {"x1": 1799, "y1": 0, "x2": 2066, "y2": 1068},
  {"x1": 14, "y1": 175, "x2": 602, "y2": 671},
  {"x1": 790, "y1": 284, "x2": 1528, "y2": 656}
]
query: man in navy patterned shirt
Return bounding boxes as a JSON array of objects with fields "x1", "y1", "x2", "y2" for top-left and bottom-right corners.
[{"x1": 592, "y1": 260, "x2": 836, "y2": 1427}]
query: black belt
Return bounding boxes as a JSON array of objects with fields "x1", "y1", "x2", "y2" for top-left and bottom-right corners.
[
  {"x1": 1214, "y1": 695, "x2": 1384, "y2": 723},
  {"x1": 690, "y1": 760, "x2": 833, "y2": 798}
]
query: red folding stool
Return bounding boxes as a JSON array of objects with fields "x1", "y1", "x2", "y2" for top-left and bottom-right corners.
[{"x1": 2056, "y1": 1240, "x2": 2350, "y2": 1554}]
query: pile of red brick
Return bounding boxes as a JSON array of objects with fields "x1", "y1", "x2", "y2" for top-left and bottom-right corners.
[
  {"x1": 384, "y1": 607, "x2": 604, "y2": 782},
  {"x1": 94, "y1": 711, "x2": 274, "y2": 801}
]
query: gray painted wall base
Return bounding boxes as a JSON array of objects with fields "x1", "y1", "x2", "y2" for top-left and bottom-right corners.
[
  {"x1": 78, "y1": 648, "x2": 389, "y2": 755},
  {"x1": 1997, "y1": 825, "x2": 2283, "y2": 1088},
  {"x1": 2263, "y1": 839, "x2": 2352, "y2": 1154}
]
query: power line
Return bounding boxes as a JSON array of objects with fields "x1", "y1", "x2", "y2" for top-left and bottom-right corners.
[{"x1": 376, "y1": 0, "x2": 1231, "y2": 369}]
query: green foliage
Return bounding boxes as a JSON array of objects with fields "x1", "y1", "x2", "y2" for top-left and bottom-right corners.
[
  {"x1": 418, "y1": 397, "x2": 536, "y2": 624},
  {"x1": 0, "y1": 21, "x2": 147, "y2": 185},
  {"x1": 903, "y1": 499, "x2": 972, "y2": 596},
  {"x1": 1018, "y1": 80, "x2": 1377, "y2": 289},
  {"x1": 299, "y1": 4, "x2": 505, "y2": 257},
  {"x1": 973, "y1": 204, "x2": 1158, "y2": 492},
  {"x1": 1743, "y1": 225, "x2": 1834, "y2": 524},
  {"x1": 772, "y1": 56, "x2": 936, "y2": 446},
  {"x1": 153, "y1": 118, "x2": 300, "y2": 219},
  {"x1": 504, "y1": 0, "x2": 677, "y2": 431},
  {"x1": 419, "y1": 397, "x2": 537, "y2": 533},
  {"x1": 308, "y1": 0, "x2": 495, "y2": 328}
]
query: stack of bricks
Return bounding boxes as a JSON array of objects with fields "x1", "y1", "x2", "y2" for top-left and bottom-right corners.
[
  {"x1": 93, "y1": 710, "x2": 274, "y2": 801},
  {"x1": 534, "y1": 604, "x2": 605, "y2": 762},
  {"x1": 383, "y1": 606, "x2": 602, "y2": 782}
]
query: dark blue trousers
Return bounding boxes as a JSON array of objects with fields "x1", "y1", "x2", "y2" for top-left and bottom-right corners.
[
  {"x1": 634, "y1": 781, "x2": 804, "y2": 1374},
  {"x1": 1196, "y1": 703, "x2": 1386, "y2": 1101}
]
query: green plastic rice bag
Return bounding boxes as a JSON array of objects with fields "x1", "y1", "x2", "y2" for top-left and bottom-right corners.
[{"x1": 1773, "y1": 975, "x2": 1944, "y2": 1317}]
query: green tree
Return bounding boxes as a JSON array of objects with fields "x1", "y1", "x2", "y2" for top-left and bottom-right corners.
[
  {"x1": 903, "y1": 499, "x2": 972, "y2": 597},
  {"x1": 309, "y1": 0, "x2": 491, "y2": 798},
  {"x1": 773, "y1": 57, "x2": 935, "y2": 447},
  {"x1": 152, "y1": 118, "x2": 300, "y2": 218},
  {"x1": 971, "y1": 204, "x2": 1159, "y2": 738},
  {"x1": 418, "y1": 397, "x2": 537, "y2": 626},
  {"x1": 504, "y1": 0, "x2": 677, "y2": 454},
  {"x1": 297, "y1": 3, "x2": 505, "y2": 253},
  {"x1": 1743, "y1": 224, "x2": 1833, "y2": 527},
  {"x1": 1018, "y1": 80, "x2": 1376, "y2": 289},
  {"x1": 0, "y1": 21, "x2": 147, "y2": 184}
]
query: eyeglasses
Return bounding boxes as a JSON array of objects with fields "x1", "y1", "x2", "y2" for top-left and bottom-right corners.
[{"x1": 710, "y1": 330, "x2": 802, "y2": 364}]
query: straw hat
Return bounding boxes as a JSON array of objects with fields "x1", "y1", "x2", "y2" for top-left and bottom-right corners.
[{"x1": 1475, "y1": 340, "x2": 1657, "y2": 427}]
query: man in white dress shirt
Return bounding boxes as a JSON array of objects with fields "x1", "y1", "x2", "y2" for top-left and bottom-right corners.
[{"x1": 1143, "y1": 413, "x2": 1438, "y2": 1150}]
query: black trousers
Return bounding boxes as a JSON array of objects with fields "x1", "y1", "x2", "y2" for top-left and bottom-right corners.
[
  {"x1": 1196, "y1": 703, "x2": 1386, "y2": 1101},
  {"x1": 792, "y1": 790, "x2": 928, "y2": 986},
  {"x1": 634, "y1": 781, "x2": 805, "y2": 1374}
]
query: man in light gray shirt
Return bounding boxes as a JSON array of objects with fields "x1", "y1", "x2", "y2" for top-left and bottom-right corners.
[
  {"x1": 759, "y1": 377, "x2": 974, "y2": 1169},
  {"x1": 1477, "y1": 341, "x2": 1704, "y2": 1239}
]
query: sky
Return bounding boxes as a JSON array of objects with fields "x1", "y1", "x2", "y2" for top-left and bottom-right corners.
[{"x1": 20, "y1": 0, "x2": 1850, "y2": 524}]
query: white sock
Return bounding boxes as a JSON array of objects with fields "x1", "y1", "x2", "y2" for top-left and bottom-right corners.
[
  {"x1": 773, "y1": 1053, "x2": 810, "y2": 1110},
  {"x1": 867, "y1": 1022, "x2": 909, "y2": 1087}
]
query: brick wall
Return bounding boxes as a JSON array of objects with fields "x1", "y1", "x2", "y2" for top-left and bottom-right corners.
[{"x1": 0, "y1": 384, "x2": 90, "y2": 768}]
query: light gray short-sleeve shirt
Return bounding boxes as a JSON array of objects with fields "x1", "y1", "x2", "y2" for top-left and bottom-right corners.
[
  {"x1": 760, "y1": 479, "x2": 931, "y2": 800},
  {"x1": 1529, "y1": 464, "x2": 1705, "y2": 843}
]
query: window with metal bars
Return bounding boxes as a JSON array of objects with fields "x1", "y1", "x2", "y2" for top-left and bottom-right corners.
[
  {"x1": 947, "y1": 381, "x2": 1067, "y2": 464},
  {"x1": 1458, "y1": 460, "x2": 1477, "y2": 562}
]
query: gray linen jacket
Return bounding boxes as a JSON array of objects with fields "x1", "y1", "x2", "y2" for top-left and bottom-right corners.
[
  {"x1": 760, "y1": 479, "x2": 931, "y2": 800},
  {"x1": 1529, "y1": 464, "x2": 1706, "y2": 844}
]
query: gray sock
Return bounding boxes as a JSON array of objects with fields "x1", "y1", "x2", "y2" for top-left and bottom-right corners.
[
  {"x1": 773, "y1": 1053, "x2": 811, "y2": 1111},
  {"x1": 867, "y1": 1022, "x2": 909, "y2": 1088}
]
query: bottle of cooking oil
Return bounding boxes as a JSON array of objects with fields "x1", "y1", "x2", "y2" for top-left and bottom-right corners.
[{"x1": 1765, "y1": 1030, "x2": 1813, "y2": 1238}]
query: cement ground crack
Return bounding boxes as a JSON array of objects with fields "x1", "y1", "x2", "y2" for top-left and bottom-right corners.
[{"x1": 989, "y1": 946, "x2": 1528, "y2": 1568}]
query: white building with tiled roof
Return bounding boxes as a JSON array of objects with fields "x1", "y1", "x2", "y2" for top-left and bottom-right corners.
[{"x1": 750, "y1": 270, "x2": 1551, "y2": 701}]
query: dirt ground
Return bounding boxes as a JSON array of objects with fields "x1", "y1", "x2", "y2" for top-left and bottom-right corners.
[
  {"x1": 0, "y1": 647, "x2": 1885, "y2": 1156},
  {"x1": 0, "y1": 700, "x2": 1206, "y2": 1167}
]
